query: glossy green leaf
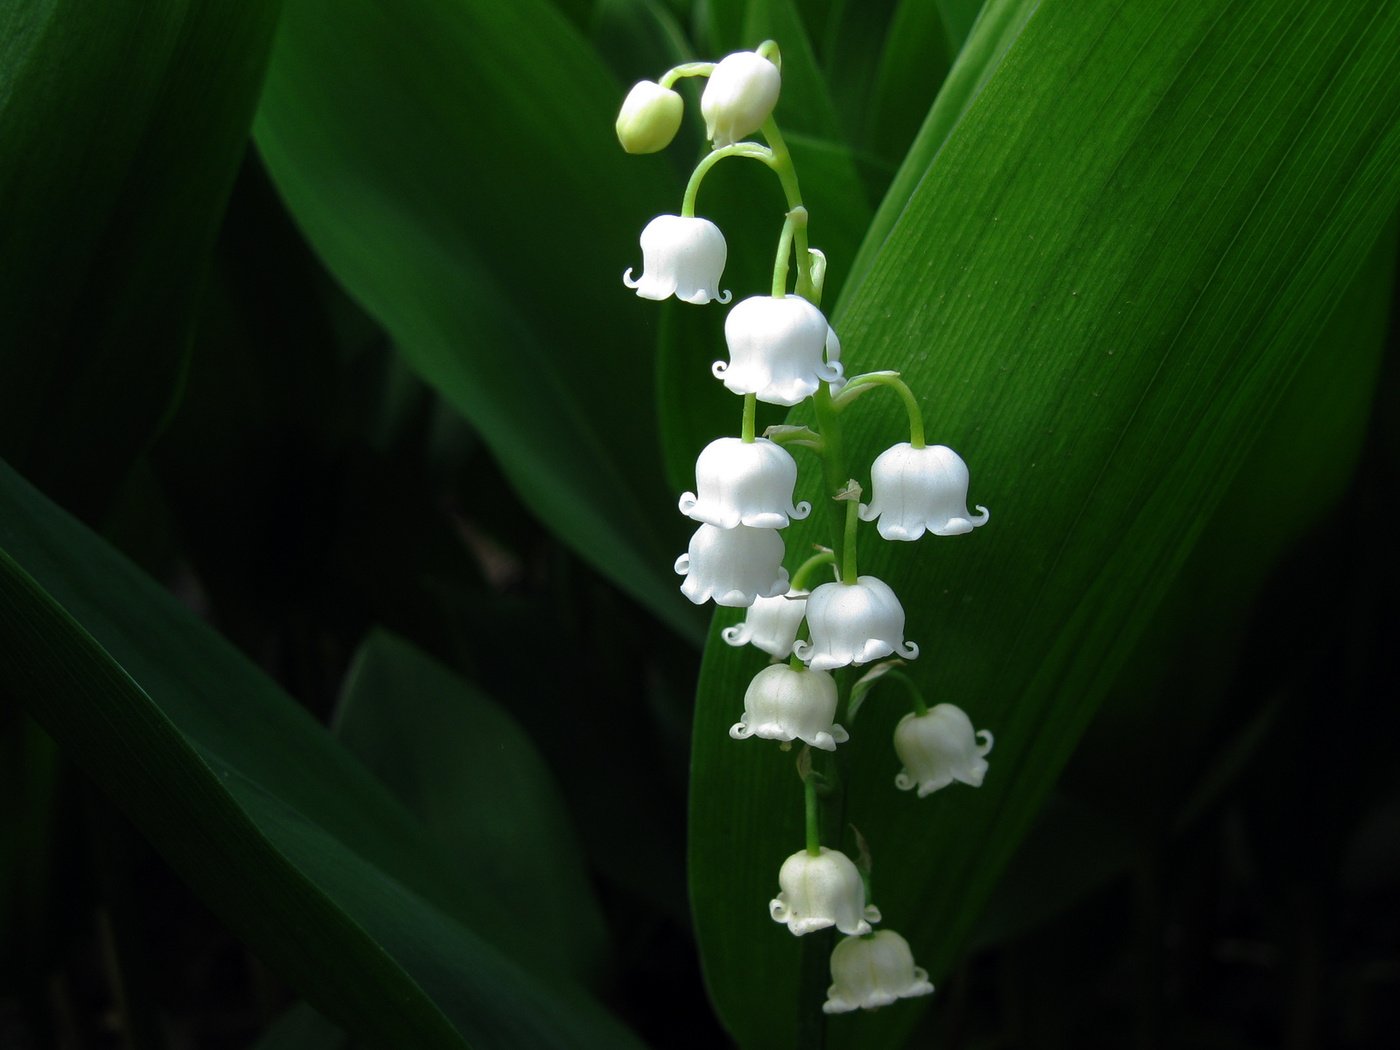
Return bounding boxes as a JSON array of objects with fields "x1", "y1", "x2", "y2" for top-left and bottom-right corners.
[
  {"x1": 688, "y1": 1, "x2": 1400, "y2": 1046},
  {"x1": 844, "y1": 0, "x2": 1038, "y2": 300},
  {"x1": 0, "y1": 0, "x2": 282, "y2": 519},
  {"x1": 335, "y1": 629, "x2": 610, "y2": 986},
  {"x1": 0, "y1": 460, "x2": 643, "y2": 1049},
  {"x1": 254, "y1": 0, "x2": 701, "y2": 642},
  {"x1": 973, "y1": 218, "x2": 1396, "y2": 952}
]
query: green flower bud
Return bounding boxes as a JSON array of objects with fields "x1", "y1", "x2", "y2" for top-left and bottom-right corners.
[{"x1": 615, "y1": 80, "x2": 683, "y2": 154}]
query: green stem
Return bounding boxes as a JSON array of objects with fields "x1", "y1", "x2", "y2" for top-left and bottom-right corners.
[
  {"x1": 759, "y1": 119, "x2": 814, "y2": 301},
  {"x1": 790, "y1": 549, "x2": 836, "y2": 592},
  {"x1": 831, "y1": 372, "x2": 926, "y2": 448},
  {"x1": 884, "y1": 669, "x2": 930, "y2": 717},
  {"x1": 804, "y1": 772, "x2": 821, "y2": 856},
  {"x1": 771, "y1": 206, "x2": 808, "y2": 297},
  {"x1": 680, "y1": 143, "x2": 774, "y2": 217},
  {"x1": 811, "y1": 385, "x2": 850, "y2": 579},
  {"x1": 841, "y1": 494, "x2": 859, "y2": 585},
  {"x1": 658, "y1": 61, "x2": 715, "y2": 89},
  {"x1": 741, "y1": 393, "x2": 757, "y2": 443}
]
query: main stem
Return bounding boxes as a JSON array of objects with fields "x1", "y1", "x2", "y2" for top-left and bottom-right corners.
[
  {"x1": 760, "y1": 119, "x2": 814, "y2": 301},
  {"x1": 840, "y1": 495, "x2": 859, "y2": 585}
]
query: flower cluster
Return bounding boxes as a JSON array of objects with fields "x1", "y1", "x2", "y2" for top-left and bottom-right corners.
[{"x1": 618, "y1": 42, "x2": 997, "y2": 1020}]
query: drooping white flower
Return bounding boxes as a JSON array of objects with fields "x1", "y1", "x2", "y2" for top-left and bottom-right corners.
[
  {"x1": 730, "y1": 664, "x2": 847, "y2": 751},
  {"x1": 679, "y1": 437, "x2": 810, "y2": 529},
  {"x1": 769, "y1": 847, "x2": 880, "y2": 936},
  {"x1": 674, "y1": 523, "x2": 788, "y2": 607},
  {"x1": 823, "y1": 930, "x2": 934, "y2": 1014},
  {"x1": 713, "y1": 295, "x2": 843, "y2": 406},
  {"x1": 894, "y1": 704, "x2": 993, "y2": 797},
  {"x1": 624, "y1": 215, "x2": 732, "y2": 305},
  {"x1": 793, "y1": 576, "x2": 918, "y2": 672},
  {"x1": 701, "y1": 51, "x2": 781, "y2": 146},
  {"x1": 721, "y1": 588, "x2": 808, "y2": 657},
  {"x1": 859, "y1": 443, "x2": 990, "y2": 540},
  {"x1": 615, "y1": 80, "x2": 684, "y2": 154}
]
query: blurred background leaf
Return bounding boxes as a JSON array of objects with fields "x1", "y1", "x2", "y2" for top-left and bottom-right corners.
[
  {"x1": 688, "y1": 0, "x2": 1400, "y2": 1046},
  {"x1": 0, "y1": 0, "x2": 283, "y2": 521},
  {"x1": 333, "y1": 629, "x2": 610, "y2": 987},
  {"x1": 253, "y1": 0, "x2": 703, "y2": 642},
  {"x1": 0, "y1": 460, "x2": 644, "y2": 1049}
]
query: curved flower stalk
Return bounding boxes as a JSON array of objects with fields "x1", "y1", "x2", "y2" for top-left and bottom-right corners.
[
  {"x1": 860, "y1": 442, "x2": 990, "y2": 540},
  {"x1": 769, "y1": 847, "x2": 880, "y2": 936},
  {"x1": 823, "y1": 930, "x2": 934, "y2": 1014},
  {"x1": 675, "y1": 523, "x2": 789, "y2": 607},
  {"x1": 714, "y1": 295, "x2": 843, "y2": 406},
  {"x1": 679, "y1": 437, "x2": 810, "y2": 529},
  {"x1": 701, "y1": 50, "x2": 781, "y2": 146},
  {"x1": 730, "y1": 664, "x2": 847, "y2": 751},
  {"x1": 894, "y1": 703, "x2": 994, "y2": 796},
  {"x1": 624, "y1": 215, "x2": 731, "y2": 304},
  {"x1": 793, "y1": 576, "x2": 918, "y2": 672},
  {"x1": 721, "y1": 588, "x2": 809, "y2": 657}
]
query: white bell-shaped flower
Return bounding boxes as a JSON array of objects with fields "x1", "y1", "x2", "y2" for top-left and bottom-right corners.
[
  {"x1": 624, "y1": 215, "x2": 732, "y2": 305},
  {"x1": 721, "y1": 589, "x2": 808, "y2": 657},
  {"x1": 793, "y1": 576, "x2": 918, "y2": 672},
  {"x1": 769, "y1": 847, "x2": 880, "y2": 936},
  {"x1": 615, "y1": 80, "x2": 684, "y2": 154},
  {"x1": 894, "y1": 703, "x2": 994, "y2": 797},
  {"x1": 701, "y1": 51, "x2": 781, "y2": 146},
  {"x1": 714, "y1": 295, "x2": 843, "y2": 406},
  {"x1": 860, "y1": 443, "x2": 990, "y2": 540},
  {"x1": 822, "y1": 930, "x2": 934, "y2": 1014},
  {"x1": 729, "y1": 664, "x2": 848, "y2": 751},
  {"x1": 679, "y1": 437, "x2": 810, "y2": 529},
  {"x1": 674, "y1": 523, "x2": 788, "y2": 607}
]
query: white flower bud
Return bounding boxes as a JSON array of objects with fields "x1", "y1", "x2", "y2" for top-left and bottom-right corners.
[
  {"x1": 823, "y1": 930, "x2": 934, "y2": 1014},
  {"x1": 894, "y1": 703, "x2": 994, "y2": 797},
  {"x1": 721, "y1": 589, "x2": 808, "y2": 657},
  {"x1": 769, "y1": 847, "x2": 879, "y2": 936},
  {"x1": 624, "y1": 215, "x2": 732, "y2": 305},
  {"x1": 615, "y1": 80, "x2": 684, "y2": 154},
  {"x1": 713, "y1": 295, "x2": 843, "y2": 406},
  {"x1": 859, "y1": 442, "x2": 989, "y2": 540},
  {"x1": 674, "y1": 523, "x2": 788, "y2": 607},
  {"x1": 793, "y1": 576, "x2": 917, "y2": 672},
  {"x1": 679, "y1": 436, "x2": 810, "y2": 529},
  {"x1": 701, "y1": 51, "x2": 781, "y2": 146},
  {"x1": 729, "y1": 664, "x2": 848, "y2": 751}
]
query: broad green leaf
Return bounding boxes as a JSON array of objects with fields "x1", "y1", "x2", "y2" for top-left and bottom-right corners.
[
  {"x1": 688, "y1": 1, "x2": 1400, "y2": 1046},
  {"x1": 0, "y1": 460, "x2": 643, "y2": 1050},
  {"x1": 844, "y1": 0, "x2": 1038, "y2": 300},
  {"x1": 254, "y1": 0, "x2": 702, "y2": 642},
  {"x1": 0, "y1": 0, "x2": 282, "y2": 520},
  {"x1": 335, "y1": 629, "x2": 610, "y2": 986},
  {"x1": 973, "y1": 219, "x2": 1396, "y2": 951}
]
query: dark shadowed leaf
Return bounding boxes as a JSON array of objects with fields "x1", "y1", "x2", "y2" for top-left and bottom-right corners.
[{"x1": 0, "y1": 461, "x2": 644, "y2": 1049}]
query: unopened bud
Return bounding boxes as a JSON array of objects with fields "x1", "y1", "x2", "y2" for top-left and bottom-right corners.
[{"x1": 616, "y1": 81, "x2": 683, "y2": 154}]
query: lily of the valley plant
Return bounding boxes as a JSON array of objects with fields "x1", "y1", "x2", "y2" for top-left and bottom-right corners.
[{"x1": 618, "y1": 41, "x2": 996, "y2": 1019}]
